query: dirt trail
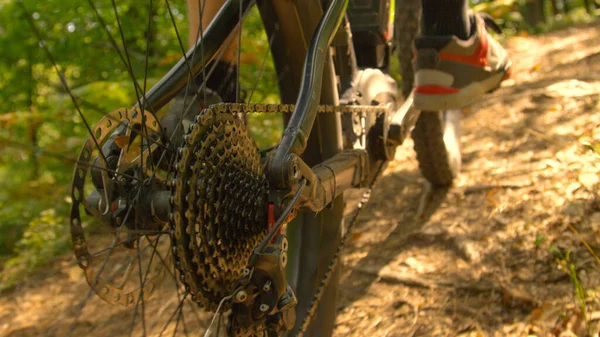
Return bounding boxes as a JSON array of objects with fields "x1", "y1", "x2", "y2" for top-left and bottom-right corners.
[
  {"x1": 2, "y1": 21, "x2": 600, "y2": 337},
  {"x1": 336, "y1": 21, "x2": 600, "y2": 337}
]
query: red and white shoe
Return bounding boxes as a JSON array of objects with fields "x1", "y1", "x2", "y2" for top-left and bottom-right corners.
[{"x1": 413, "y1": 13, "x2": 512, "y2": 111}]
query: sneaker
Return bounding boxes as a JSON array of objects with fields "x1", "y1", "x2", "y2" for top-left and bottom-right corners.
[{"x1": 412, "y1": 13, "x2": 511, "y2": 111}]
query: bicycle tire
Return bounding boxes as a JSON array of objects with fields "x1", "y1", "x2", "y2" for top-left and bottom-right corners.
[
  {"x1": 412, "y1": 110, "x2": 462, "y2": 187},
  {"x1": 395, "y1": 0, "x2": 462, "y2": 187}
]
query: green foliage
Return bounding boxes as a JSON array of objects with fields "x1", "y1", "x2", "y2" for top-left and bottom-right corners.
[
  {"x1": 239, "y1": 7, "x2": 283, "y2": 149},
  {"x1": 473, "y1": 0, "x2": 598, "y2": 35},
  {"x1": 1, "y1": 209, "x2": 69, "y2": 290},
  {"x1": 0, "y1": 0, "x2": 281, "y2": 284}
]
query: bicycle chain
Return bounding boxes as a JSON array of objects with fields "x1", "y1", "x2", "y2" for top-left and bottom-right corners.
[
  {"x1": 168, "y1": 102, "x2": 389, "y2": 320},
  {"x1": 208, "y1": 102, "x2": 389, "y2": 115}
]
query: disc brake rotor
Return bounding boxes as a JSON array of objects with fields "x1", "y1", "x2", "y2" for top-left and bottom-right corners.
[
  {"x1": 170, "y1": 108, "x2": 268, "y2": 309},
  {"x1": 70, "y1": 107, "x2": 170, "y2": 306}
]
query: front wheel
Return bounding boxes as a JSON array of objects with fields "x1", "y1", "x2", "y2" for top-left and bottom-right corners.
[
  {"x1": 395, "y1": 0, "x2": 462, "y2": 187},
  {"x1": 411, "y1": 109, "x2": 461, "y2": 187}
]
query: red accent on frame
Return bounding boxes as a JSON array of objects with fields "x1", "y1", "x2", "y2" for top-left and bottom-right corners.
[{"x1": 267, "y1": 204, "x2": 280, "y2": 243}]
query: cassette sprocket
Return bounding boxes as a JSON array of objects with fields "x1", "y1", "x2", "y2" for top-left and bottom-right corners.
[{"x1": 170, "y1": 108, "x2": 268, "y2": 309}]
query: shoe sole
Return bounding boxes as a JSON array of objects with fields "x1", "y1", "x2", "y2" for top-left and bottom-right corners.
[{"x1": 414, "y1": 72, "x2": 506, "y2": 111}]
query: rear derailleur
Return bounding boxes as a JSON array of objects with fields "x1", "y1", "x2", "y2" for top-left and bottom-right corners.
[{"x1": 228, "y1": 235, "x2": 297, "y2": 337}]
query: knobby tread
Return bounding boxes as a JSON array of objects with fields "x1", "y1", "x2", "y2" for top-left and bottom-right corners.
[{"x1": 411, "y1": 112, "x2": 456, "y2": 187}]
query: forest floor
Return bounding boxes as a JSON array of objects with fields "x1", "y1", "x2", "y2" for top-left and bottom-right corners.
[{"x1": 2, "y1": 20, "x2": 600, "y2": 337}]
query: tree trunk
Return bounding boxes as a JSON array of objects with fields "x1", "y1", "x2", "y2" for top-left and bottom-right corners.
[
  {"x1": 27, "y1": 48, "x2": 39, "y2": 180},
  {"x1": 523, "y1": 0, "x2": 546, "y2": 26},
  {"x1": 583, "y1": 0, "x2": 595, "y2": 14},
  {"x1": 563, "y1": 0, "x2": 572, "y2": 13},
  {"x1": 550, "y1": 0, "x2": 561, "y2": 16}
]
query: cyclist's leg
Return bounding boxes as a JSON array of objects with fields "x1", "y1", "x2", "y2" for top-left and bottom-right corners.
[
  {"x1": 186, "y1": 0, "x2": 238, "y2": 103},
  {"x1": 413, "y1": 0, "x2": 512, "y2": 111},
  {"x1": 161, "y1": 0, "x2": 239, "y2": 145},
  {"x1": 163, "y1": 0, "x2": 239, "y2": 142},
  {"x1": 188, "y1": 0, "x2": 237, "y2": 66},
  {"x1": 421, "y1": 0, "x2": 470, "y2": 39}
]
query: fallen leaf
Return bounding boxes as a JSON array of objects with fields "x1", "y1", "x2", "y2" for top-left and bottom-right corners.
[
  {"x1": 486, "y1": 187, "x2": 500, "y2": 207},
  {"x1": 530, "y1": 63, "x2": 541, "y2": 72},
  {"x1": 350, "y1": 232, "x2": 364, "y2": 242}
]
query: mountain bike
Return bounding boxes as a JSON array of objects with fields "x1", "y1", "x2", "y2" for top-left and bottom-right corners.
[{"x1": 18, "y1": 0, "x2": 461, "y2": 335}]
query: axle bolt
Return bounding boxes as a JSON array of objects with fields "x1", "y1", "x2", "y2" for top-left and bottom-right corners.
[
  {"x1": 234, "y1": 290, "x2": 247, "y2": 303},
  {"x1": 263, "y1": 281, "x2": 271, "y2": 293}
]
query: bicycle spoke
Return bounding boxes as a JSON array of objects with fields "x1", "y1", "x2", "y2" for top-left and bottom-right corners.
[
  {"x1": 108, "y1": 0, "x2": 155, "y2": 182},
  {"x1": 66, "y1": 187, "x2": 144, "y2": 336},
  {"x1": 151, "y1": 238, "x2": 199, "y2": 337},
  {"x1": 137, "y1": 0, "x2": 211, "y2": 195},
  {"x1": 164, "y1": 0, "x2": 197, "y2": 90},
  {"x1": 86, "y1": 0, "x2": 173, "y2": 150},
  {"x1": 0, "y1": 136, "x2": 140, "y2": 182},
  {"x1": 127, "y1": 241, "x2": 153, "y2": 336},
  {"x1": 157, "y1": 294, "x2": 188, "y2": 337},
  {"x1": 179, "y1": 310, "x2": 191, "y2": 337},
  {"x1": 88, "y1": 235, "x2": 163, "y2": 259},
  {"x1": 237, "y1": 0, "x2": 242, "y2": 103},
  {"x1": 18, "y1": 0, "x2": 113, "y2": 173},
  {"x1": 162, "y1": 0, "x2": 257, "y2": 158},
  {"x1": 142, "y1": 0, "x2": 153, "y2": 97},
  {"x1": 139, "y1": 0, "x2": 156, "y2": 180},
  {"x1": 197, "y1": 0, "x2": 208, "y2": 105},
  {"x1": 159, "y1": 0, "x2": 205, "y2": 149},
  {"x1": 247, "y1": 24, "x2": 278, "y2": 103},
  {"x1": 180, "y1": 0, "x2": 257, "y2": 122},
  {"x1": 172, "y1": 301, "x2": 185, "y2": 337}
]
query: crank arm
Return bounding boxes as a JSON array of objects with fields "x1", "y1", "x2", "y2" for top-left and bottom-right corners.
[{"x1": 387, "y1": 91, "x2": 422, "y2": 145}]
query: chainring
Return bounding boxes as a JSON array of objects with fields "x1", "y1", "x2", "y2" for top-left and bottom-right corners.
[{"x1": 170, "y1": 108, "x2": 268, "y2": 309}]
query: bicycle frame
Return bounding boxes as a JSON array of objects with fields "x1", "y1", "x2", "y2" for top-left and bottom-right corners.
[
  {"x1": 138, "y1": 0, "x2": 416, "y2": 213},
  {"x1": 84, "y1": 0, "x2": 421, "y2": 334}
]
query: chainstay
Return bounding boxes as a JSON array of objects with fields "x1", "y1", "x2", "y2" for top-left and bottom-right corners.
[{"x1": 297, "y1": 161, "x2": 387, "y2": 337}]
